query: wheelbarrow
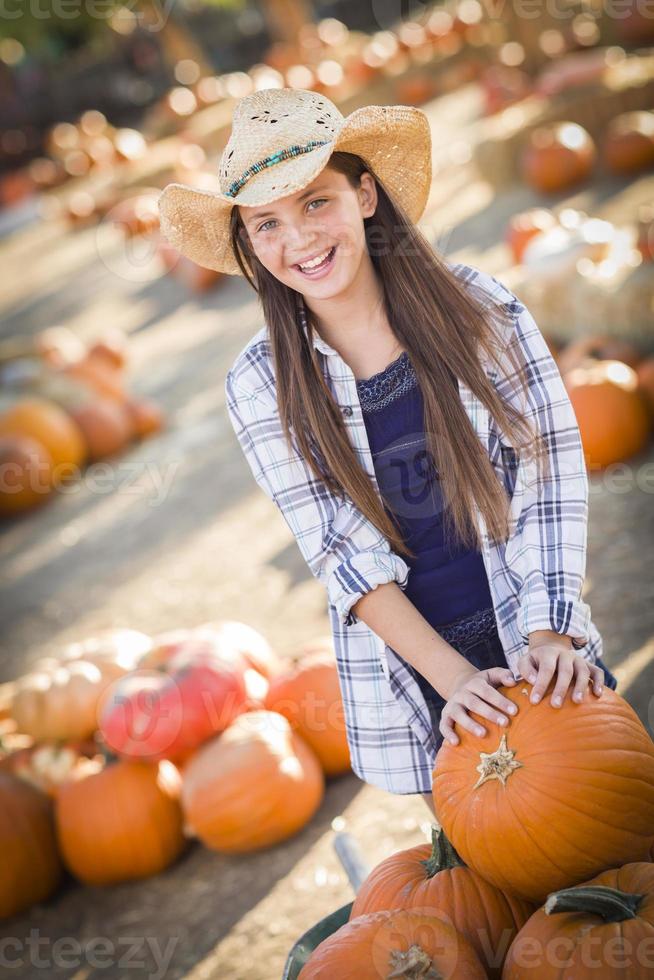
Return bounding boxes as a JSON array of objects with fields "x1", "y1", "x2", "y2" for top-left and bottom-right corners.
[{"x1": 282, "y1": 831, "x2": 371, "y2": 979}]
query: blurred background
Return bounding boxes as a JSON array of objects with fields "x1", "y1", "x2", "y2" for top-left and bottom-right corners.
[{"x1": 0, "y1": 2, "x2": 653, "y2": 978}]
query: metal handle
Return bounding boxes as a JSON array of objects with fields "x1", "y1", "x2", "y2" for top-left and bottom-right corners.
[{"x1": 333, "y1": 831, "x2": 370, "y2": 894}]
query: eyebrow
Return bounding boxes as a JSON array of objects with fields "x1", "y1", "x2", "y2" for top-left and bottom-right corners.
[{"x1": 244, "y1": 184, "x2": 330, "y2": 225}]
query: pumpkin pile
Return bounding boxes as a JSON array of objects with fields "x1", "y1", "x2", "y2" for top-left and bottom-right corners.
[
  {"x1": 0, "y1": 327, "x2": 165, "y2": 518},
  {"x1": 0, "y1": 621, "x2": 351, "y2": 918},
  {"x1": 300, "y1": 680, "x2": 654, "y2": 978}
]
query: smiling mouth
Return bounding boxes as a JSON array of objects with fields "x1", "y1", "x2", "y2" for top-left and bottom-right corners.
[{"x1": 293, "y1": 245, "x2": 337, "y2": 275}]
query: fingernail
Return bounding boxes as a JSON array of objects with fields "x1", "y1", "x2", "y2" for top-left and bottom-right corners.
[
  {"x1": 476, "y1": 727, "x2": 485, "y2": 736},
  {"x1": 531, "y1": 693, "x2": 540, "y2": 703},
  {"x1": 498, "y1": 716, "x2": 507, "y2": 726},
  {"x1": 508, "y1": 705, "x2": 517, "y2": 714},
  {"x1": 553, "y1": 696, "x2": 561, "y2": 707},
  {"x1": 573, "y1": 692, "x2": 582, "y2": 702}
]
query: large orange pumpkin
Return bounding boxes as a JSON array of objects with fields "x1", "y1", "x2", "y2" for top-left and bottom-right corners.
[
  {"x1": 67, "y1": 397, "x2": 133, "y2": 461},
  {"x1": 603, "y1": 111, "x2": 654, "y2": 175},
  {"x1": 55, "y1": 758, "x2": 186, "y2": 885},
  {"x1": 564, "y1": 360, "x2": 651, "y2": 469},
  {"x1": 502, "y1": 863, "x2": 654, "y2": 978},
  {"x1": 181, "y1": 710, "x2": 324, "y2": 852},
  {"x1": 433, "y1": 683, "x2": 654, "y2": 905},
  {"x1": 0, "y1": 396, "x2": 86, "y2": 484},
  {"x1": 298, "y1": 908, "x2": 487, "y2": 979},
  {"x1": 265, "y1": 640, "x2": 351, "y2": 776},
  {"x1": 0, "y1": 435, "x2": 56, "y2": 515},
  {"x1": 0, "y1": 772, "x2": 62, "y2": 918},
  {"x1": 521, "y1": 122, "x2": 595, "y2": 193},
  {"x1": 351, "y1": 828, "x2": 535, "y2": 978}
]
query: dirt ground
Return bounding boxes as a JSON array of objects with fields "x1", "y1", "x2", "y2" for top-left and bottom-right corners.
[{"x1": 1, "y1": 83, "x2": 653, "y2": 979}]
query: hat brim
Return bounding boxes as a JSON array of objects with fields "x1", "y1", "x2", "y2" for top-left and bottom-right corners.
[{"x1": 157, "y1": 103, "x2": 432, "y2": 276}]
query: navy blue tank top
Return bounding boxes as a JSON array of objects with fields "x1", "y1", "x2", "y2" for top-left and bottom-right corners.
[{"x1": 355, "y1": 350, "x2": 493, "y2": 629}]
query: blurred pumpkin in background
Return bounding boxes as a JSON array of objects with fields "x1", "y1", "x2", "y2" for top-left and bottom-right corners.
[{"x1": 0, "y1": 772, "x2": 62, "y2": 918}]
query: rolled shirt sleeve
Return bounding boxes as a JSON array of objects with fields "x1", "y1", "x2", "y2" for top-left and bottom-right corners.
[
  {"x1": 486, "y1": 279, "x2": 592, "y2": 651},
  {"x1": 224, "y1": 367, "x2": 410, "y2": 627}
]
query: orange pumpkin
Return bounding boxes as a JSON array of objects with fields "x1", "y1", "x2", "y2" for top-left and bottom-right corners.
[
  {"x1": 603, "y1": 111, "x2": 654, "y2": 175},
  {"x1": 125, "y1": 397, "x2": 165, "y2": 439},
  {"x1": 521, "y1": 122, "x2": 595, "y2": 193},
  {"x1": 265, "y1": 640, "x2": 351, "y2": 776},
  {"x1": 433, "y1": 683, "x2": 654, "y2": 905},
  {"x1": 181, "y1": 710, "x2": 324, "y2": 852},
  {"x1": 67, "y1": 397, "x2": 133, "y2": 461},
  {"x1": 0, "y1": 396, "x2": 86, "y2": 485},
  {"x1": 506, "y1": 208, "x2": 558, "y2": 263},
  {"x1": 298, "y1": 908, "x2": 487, "y2": 979},
  {"x1": 55, "y1": 758, "x2": 186, "y2": 885},
  {"x1": 0, "y1": 435, "x2": 56, "y2": 515},
  {"x1": 351, "y1": 828, "x2": 535, "y2": 978},
  {"x1": 503, "y1": 863, "x2": 654, "y2": 978},
  {"x1": 0, "y1": 772, "x2": 62, "y2": 918},
  {"x1": 564, "y1": 359, "x2": 651, "y2": 469}
]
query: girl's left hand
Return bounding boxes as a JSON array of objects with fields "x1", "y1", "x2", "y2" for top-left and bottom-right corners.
[{"x1": 517, "y1": 643, "x2": 604, "y2": 708}]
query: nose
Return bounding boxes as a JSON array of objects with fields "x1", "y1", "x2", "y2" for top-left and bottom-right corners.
[{"x1": 283, "y1": 222, "x2": 320, "y2": 261}]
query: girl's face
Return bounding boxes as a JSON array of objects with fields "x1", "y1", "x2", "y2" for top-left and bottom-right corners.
[{"x1": 237, "y1": 166, "x2": 377, "y2": 299}]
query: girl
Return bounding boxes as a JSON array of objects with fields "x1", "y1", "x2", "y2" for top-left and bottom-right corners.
[{"x1": 158, "y1": 87, "x2": 618, "y2": 811}]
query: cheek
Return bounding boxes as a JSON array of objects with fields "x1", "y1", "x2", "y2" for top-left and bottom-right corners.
[{"x1": 252, "y1": 237, "x2": 284, "y2": 271}]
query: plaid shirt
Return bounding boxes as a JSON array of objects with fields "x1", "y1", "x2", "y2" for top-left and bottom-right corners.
[{"x1": 224, "y1": 262, "x2": 602, "y2": 795}]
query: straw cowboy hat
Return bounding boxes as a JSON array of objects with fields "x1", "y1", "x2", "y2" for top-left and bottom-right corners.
[{"x1": 157, "y1": 87, "x2": 432, "y2": 276}]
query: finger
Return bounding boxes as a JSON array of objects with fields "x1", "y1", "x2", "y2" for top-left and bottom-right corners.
[
  {"x1": 517, "y1": 653, "x2": 539, "y2": 684},
  {"x1": 485, "y1": 667, "x2": 519, "y2": 688},
  {"x1": 530, "y1": 653, "x2": 558, "y2": 704},
  {"x1": 439, "y1": 712, "x2": 459, "y2": 746},
  {"x1": 571, "y1": 659, "x2": 591, "y2": 703},
  {"x1": 462, "y1": 692, "x2": 511, "y2": 729},
  {"x1": 451, "y1": 704, "x2": 487, "y2": 739},
  {"x1": 590, "y1": 664, "x2": 604, "y2": 697},
  {"x1": 550, "y1": 658, "x2": 575, "y2": 707},
  {"x1": 470, "y1": 675, "x2": 519, "y2": 718}
]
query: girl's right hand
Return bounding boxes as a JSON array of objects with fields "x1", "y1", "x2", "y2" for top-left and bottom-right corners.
[{"x1": 439, "y1": 667, "x2": 519, "y2": 746}]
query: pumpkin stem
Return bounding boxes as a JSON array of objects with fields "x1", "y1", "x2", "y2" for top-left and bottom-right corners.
[
  {"x1": 96, "y1": 738, "x2": 119, "y2": 766},
  {"x1": 421, "y1": 826, "x2": 465, "y2": 878},
  {"x1": 386, "y1": 944, "x2": 443, "y2": 979},
  {"x1": 545, "y1": 885, "x2": 646, "y2": 922},
  {"x1": 473, "y1": 733, "x2": 522, "y2": 789}
]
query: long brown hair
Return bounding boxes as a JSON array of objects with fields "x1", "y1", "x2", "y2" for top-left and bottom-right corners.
[{"x1": 228, "y1": 152, "x2": 548, "y2": 561}]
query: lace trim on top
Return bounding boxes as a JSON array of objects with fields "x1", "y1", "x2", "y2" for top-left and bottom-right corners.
[{"x1": 355, "y1": 350, "x2": 417, "y2": 412}]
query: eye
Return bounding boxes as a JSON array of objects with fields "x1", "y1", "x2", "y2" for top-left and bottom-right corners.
[{"x1": 256, "y1": 198, "x2": 328, "y2": 233}]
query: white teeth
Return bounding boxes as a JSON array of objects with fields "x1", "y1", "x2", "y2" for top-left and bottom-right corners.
[{"x1": 298, "y1": 248, "x2": 331, "y2": 271}]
